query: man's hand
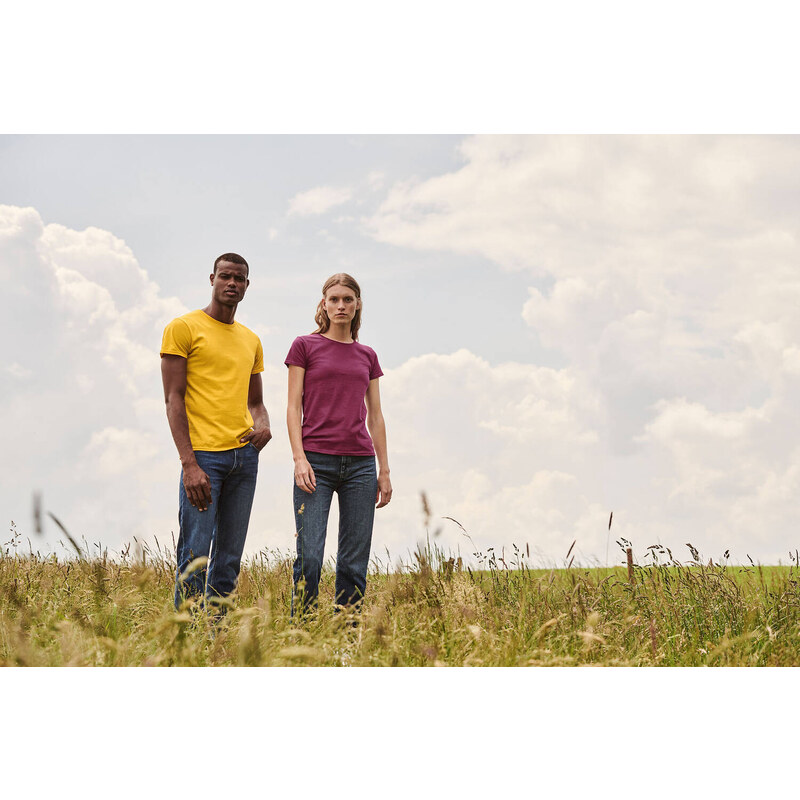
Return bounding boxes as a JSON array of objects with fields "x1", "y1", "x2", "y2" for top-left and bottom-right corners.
[
  {"x1": 376, "y1": 471, "x2": 393, "y2": 508},
  {"x1": 240, "y1": 427, "x2": 272, "y2": 451},
  {"x1": 246, "y1": 374, "x2": 272, "y2": 451},
  {"x1": 183, "y1": 461, "x2": 212, "y2": 511}
]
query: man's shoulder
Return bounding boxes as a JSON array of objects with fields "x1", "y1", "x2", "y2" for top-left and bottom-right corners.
[
  {"x1": 233, "y1": 320, "x2": 262, "y2": 346},
  {"x1": 165, "y1": 309, "x2": 203, "y2": 331},
  {"x1": 161, "y1": 311, "x2": 199, "y2": 354}
]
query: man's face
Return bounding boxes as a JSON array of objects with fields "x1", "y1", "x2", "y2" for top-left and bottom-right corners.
[{"x1": 210, "y1": 261, "x2": 249, "y2": 306}]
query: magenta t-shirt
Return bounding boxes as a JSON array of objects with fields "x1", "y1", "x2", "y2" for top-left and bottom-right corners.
[{"x1": 285, "y1": 333, "x2": 384, "y2": 455}]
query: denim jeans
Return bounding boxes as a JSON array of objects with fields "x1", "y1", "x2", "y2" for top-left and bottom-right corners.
[
  {"x1": 174, "y1": 443, "x2": 259, "y2": 609},
  {"x1": 292, "y1": 450, "x2": 377, "y2": 613}
]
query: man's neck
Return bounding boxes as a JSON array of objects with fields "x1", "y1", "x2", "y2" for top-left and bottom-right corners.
[{"x1": 203, "y1": 301, "x2": 237, "y2": 324}]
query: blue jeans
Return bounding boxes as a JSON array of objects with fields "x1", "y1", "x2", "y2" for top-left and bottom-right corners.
[
  {"x1": 174, "y1": 444, "x2": 259, "y2": 609},
  {"x1": 292, "y1": 450, "x2": 377, "y2": 613}
]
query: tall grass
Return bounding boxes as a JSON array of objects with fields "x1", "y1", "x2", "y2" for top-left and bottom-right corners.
[{"x1": 3, "y1": 522, "x2": 800, "y2": 666}]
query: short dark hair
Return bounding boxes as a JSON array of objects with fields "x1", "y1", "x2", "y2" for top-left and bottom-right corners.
[{"x1": 214, "y1": 253, "x2": 249, "y2": 275}]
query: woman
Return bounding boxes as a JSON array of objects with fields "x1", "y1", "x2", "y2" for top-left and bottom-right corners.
[{"x1": 285, "y1": 273, "x2": 392, "y2": 614}]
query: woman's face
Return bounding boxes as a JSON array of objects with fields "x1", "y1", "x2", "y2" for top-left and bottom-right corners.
[{"x1": 323, "y1": 283, "x2": 359, "y2": 324}]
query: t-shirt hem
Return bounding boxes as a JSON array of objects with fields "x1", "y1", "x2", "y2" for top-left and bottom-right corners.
[
  {"x1": 192, "y1": 442, "x2": 251, "y2": 452},
  {"x1": 303, "y1": 446, "x2": 376, "y2": 457}
]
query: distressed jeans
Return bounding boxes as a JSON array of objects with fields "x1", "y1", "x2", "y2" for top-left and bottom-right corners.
[
  {"x1": 292, "y1": 450, "x2": 377, "y2": 614},
  {"x1": 174, "y1": 443, "x2": 259, "y2": 610}
]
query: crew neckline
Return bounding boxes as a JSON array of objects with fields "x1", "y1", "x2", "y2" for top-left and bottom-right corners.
[
  {"x1": 316, "y1": 333, "x2": 355, "y2": 345},
  {"x1": 200, "y1": 309, "x2": 237, "y2": 326}
]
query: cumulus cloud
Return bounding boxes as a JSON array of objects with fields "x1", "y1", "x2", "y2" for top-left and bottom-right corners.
[
  {"x1": 7, "y1": 135, "x2": 800, "y2": 568},
  {"x1": 0, "y1": 205, "x2": 335, "y2": 561},
  {"x1": 373, "y1": 350, "x2": 611, "y2": 565},
  {"x1": 83, "y1": 427, "x2": 160, "y2": 477},
  {"x1": 1, "y1": 205, "x2": 186, "y2": 553},
  {"x1": 365, "y1": 136, "x2": 800, "y2": 564},
  {"x1": 634, "y1": 394, "x2": 800, "y2": 559},
  {"x1": 1, "y1": 204, "x2": 613, "y2": 567},
  {"x1": 368, "y1": 136, "x2": 800, "y2": 277},
  {"x1": 287, "y1": 185, "x2": 353, "y2": 216},
  {"x1": 385, "y1": 350, "x2": 598, "y2": 458},
  {"x1": 6, "y1": 362, "x2": 32, "y2": 379}
]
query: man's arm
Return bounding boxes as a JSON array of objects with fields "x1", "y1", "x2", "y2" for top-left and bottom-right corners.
[
  {"x1": 240, "y1": 372, "x2": 273, "y2": 450},
  {"x1": 161, "y1": 354, "x2": 212, "y2": 511}
]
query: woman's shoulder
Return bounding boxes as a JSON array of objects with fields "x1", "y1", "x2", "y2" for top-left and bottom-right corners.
[
  {"x1": 285, "y1": 333, "x2": 317, "y2": 364},
  {"x1": 354, "y1": 341, "x2": 382, "y2": 376},
  {"x1": 287, "y1": 332, "x2": 336, "y2": 357},
  {"x1": 354, "y1": 340, "x2": 378, "y2": 356},
  {"x1": 289, "y1": 333, "x2": 322, "y2": 348}
]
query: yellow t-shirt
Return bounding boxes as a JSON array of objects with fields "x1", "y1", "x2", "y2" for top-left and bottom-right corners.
[{"x1": 160, "y1": 309, "x2": 264, "y2": 451}]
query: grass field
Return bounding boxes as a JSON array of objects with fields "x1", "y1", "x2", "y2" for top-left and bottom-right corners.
[{"x1": 3, "y1": 524, "x2": 800, "y2": 667}]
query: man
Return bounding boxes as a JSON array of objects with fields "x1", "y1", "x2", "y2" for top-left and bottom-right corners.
[{"x1": 160, "y1": 253, "x2": 271, "y2": 611}]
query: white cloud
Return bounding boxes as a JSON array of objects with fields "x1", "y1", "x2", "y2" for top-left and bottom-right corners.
[
  {"x1": 287, "y1": 185, "x2": 353, "y2": 217},
  {"x1": 382, "y1": 349, "x2": 599, "y2": 466},
  {"x1": 369, "y1": 135, "x2": 800, "y2": 282},
  {"x1": 0, "y1": 205, "x2": 305, "y2": 560},
  {"x1": 7, "y1": 134, "x2": 800, "y2": 568},
  {"x1": 644, "y1": 398, "x2": 766, "y2": 444},
  {"x1": 41, "y1": 223, "x2": 157, "y2": 306},
  {"x1": 6, "y1": 362, "x2": 32, "y2": 379},
  {"x1": 0, "y1": 204, "x2": 186, "y2": 554},
  {"x1": 633, "y1": 395, "x2": 800, "y2": 560},
  {"x1": 1, "y1": 209, "x2": 615, "y2": 566},
  {"x1": 363, "y1": 136, "x2": 800, "y2": 564},
  {"x1": 371, "y1": 351, "x2": 609, "y2": 564},
  {"x1": 83, "y1": 427, "x2": 160, "y2": 476}
]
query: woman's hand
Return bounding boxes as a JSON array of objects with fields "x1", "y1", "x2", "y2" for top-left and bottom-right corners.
[
  {"x1": 376, "y1": 471, "x2": 392, "y2": 508},
  {"x1": 294, "y1": 458, "x2": 317, "y2": 494}
]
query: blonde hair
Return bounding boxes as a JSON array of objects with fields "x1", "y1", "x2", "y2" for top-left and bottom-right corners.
[{"x1": 313, "y1": 273, "x2": 363, "y2": 341}]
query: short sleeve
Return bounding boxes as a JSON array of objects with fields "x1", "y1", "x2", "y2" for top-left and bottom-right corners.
[
  {"x1": 160, "y1": 318, "x2": 191, "y2": 358},
  {"x1": 369, "y1": 349, "x2": 383, "y2": 381},
  {"x1": 284, "y1": 336, "x2": 308, "y2": 368},
  {"x1": 252, "y1": 338, "x2": 264, "y2": 375}
]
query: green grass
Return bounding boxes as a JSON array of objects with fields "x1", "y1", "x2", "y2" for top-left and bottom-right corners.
[{"x1": 3, "y1": 530, "x2": 800, "y2": 666}]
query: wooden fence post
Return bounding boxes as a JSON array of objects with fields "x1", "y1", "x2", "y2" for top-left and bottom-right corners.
[{"x1": 626, "y1": 547, "x2": 635, "y2": 584}]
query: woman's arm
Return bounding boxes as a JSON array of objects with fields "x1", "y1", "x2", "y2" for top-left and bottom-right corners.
[
  {"x1": 366, "y1": 378, "x2": 392, "y2": 508},
  {"x1": 287, "y1": 365, "x2": 316, "y2": 493}
]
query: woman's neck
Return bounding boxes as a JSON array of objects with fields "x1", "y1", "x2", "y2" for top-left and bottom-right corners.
[{"x1": 321, "y1": 322, "x2": 353, "y2": 343}]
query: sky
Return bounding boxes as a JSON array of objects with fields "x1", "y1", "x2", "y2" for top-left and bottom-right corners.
[{"x1": 4, "y1": 134, "x2": 800, "y2": 568}]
